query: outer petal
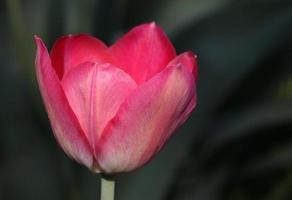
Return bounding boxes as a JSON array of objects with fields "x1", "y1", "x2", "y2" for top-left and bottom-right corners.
[
  {"x1": 35, "y1": 36, "x2": 93, "y2": 169},
  {"x1": 61, "y1": 62, "x2": 137, "y2": 154},
  {"x1": 168, "y1": 51, "x2": 198, "y2": 81},
  {"x1": 109, "y1": 22, "x2": 176, "y2": 84},
  {"x1": 50, "y1": 34, "x2": 111, "y2": 79},
  {"x1": 96, "y1": 63, "x2": 196, "y2": 173},
  {"x1": 167, "y1": 52, "x2": 198, "y2": 125}
]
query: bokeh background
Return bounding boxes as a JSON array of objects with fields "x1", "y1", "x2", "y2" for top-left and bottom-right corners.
[{"x1": 1, "y1": 0, "x2": 292, "y2": 199}]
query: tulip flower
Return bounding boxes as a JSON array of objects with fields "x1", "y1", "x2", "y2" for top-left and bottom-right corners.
[{"x1": 35, "y1": 22, "x2": 198, "y2": 174}]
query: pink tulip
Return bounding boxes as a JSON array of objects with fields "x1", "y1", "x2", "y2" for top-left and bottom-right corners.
[{"x1": 35, "y1": 22, "x2": 198, "y2": 173}]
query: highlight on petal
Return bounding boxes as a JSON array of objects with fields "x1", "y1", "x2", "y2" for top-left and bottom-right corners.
[
  {"x1": 50, "y1": 34, "x2": 111, "y2": 79},
  {"x1": 34, "y1": 36, "x2": 94, "y2": 169},
  {"x1": 168, "y1": 51, "x2": 198, "y2": 81},
  {"x1": 109, "y1": 22, "x2": 176, "y2": 84},
  {"x1": 96, "y1": 63, "x2": 196, "y2": 173},
  {"x1": 61, "y1": 62, "x2": 137, "y2": 153}
]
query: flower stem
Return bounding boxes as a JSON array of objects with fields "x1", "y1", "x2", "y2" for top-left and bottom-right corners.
[{"x1": 100, "y1": 174, "x2": 115, "y2": 200}]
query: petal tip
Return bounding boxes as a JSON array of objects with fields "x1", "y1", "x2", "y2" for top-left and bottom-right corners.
[
  {"x1": 34, "y1": 35, "x2": 40, "y2": 40},
  {"x1": 34, "y1": 35, "x2": 46, "y2": 51},
  {"x1": 149, "y1": 21, "x2": 157, "y2": 28},
  {"x1": 34, "y1": 35, "x2": 42, "y2": 45},
  {"x1": 140, "y1": 21, "x2": 160, "y2": 32},
  {"x1": 184, "y1": 51, "x2": 197, "y2": 59}
]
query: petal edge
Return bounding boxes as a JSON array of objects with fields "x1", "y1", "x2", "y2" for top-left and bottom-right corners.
[{"x1": 35, "y1": 36, "x2": 94, "y2": 169}]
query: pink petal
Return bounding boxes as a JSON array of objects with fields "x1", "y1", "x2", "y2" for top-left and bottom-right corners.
[
  {"x1": 168, "y1": 51, "x2": 198, "y2": 81},
  {"x1": 167, "y1": 52, "x2": 198, "y2": 125},
  {"x1": 50, "y1": 34, "x2": 111, "y2": 79},
  {"x1": 96, "y1": 63, "x2": 196, "y2": 173},
  {"x1": 34, "y1": 36, "x2": 94, "y2": 169},
  {"x1": 109, "y1": 22, "x2": 176, "y2": 84},
  {"x1": 61, "y1": 62, "x2": 137, "y2": 155}
]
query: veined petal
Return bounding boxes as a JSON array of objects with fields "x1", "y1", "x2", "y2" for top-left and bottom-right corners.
[
  {"x1": 61, "y1": 62, "x2": 137, "y2": 154},
  {"x1": 34, "y1": 36, "x2": 93, "y2": 169},
  {"x1": 50, "y1": 34, "x2": 111, "y2": 79},
  {"x1": 109, "y1": 22, "x2": 176, "y2": 84},
  {"x1": 96, "y1": 63, "x2": 196, "y2": 173}
]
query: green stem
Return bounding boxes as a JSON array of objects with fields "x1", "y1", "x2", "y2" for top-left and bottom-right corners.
[{"x1": 100, "y1": 175, "x2": 115, "y2": 200}]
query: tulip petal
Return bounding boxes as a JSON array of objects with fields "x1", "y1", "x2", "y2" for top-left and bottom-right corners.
[
  {"x1": 35, "y1": 36, "x2": 93, "y2": 169},
  {"x1": 96, "y1": 63, "x2": 196, "y2": 173},
  {"x1": 61, "y1": 62, "x2": 137, "y2": 153},
  {"x1": 109, "y1": 22, "x2": 176, "y2": 84},
  {"x1": 168, "y1": 51, "x2": 198, "y2": 81},
  {"x1": 167, "y1": 52, "x2": 198, "y2": 126},
  {"x1": 50, "y1": 34, "x2": 111, "y2": 79}
]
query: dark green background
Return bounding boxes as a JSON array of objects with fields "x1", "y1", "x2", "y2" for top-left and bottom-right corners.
[{"x1": 1, "y1": 0, "x2": 292, "y2": 199}]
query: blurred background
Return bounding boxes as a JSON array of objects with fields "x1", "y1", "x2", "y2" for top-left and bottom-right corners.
[{"x1": 1, "y1": 0, "x2": 292, "y2": 199}]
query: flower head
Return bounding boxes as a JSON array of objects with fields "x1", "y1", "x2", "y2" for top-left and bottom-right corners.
[{"x1": 35, "y1": 22, "x2": 198, "y2": 173}]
